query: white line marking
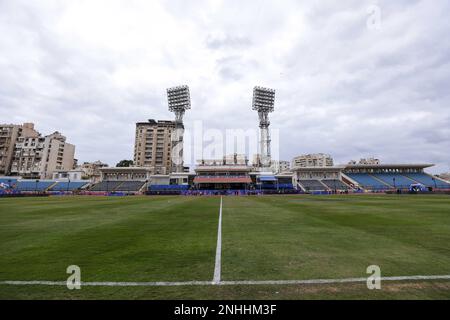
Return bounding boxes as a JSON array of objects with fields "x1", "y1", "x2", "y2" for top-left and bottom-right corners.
[
  {"x1": 1, "y1": 275, "x2": 449, "y2": 287},
  {"x1": 213, "y1": 196, "x2": 223, "y2": 284},
  {"x1": 219, "y1": 275, "x2": 450, "y2": 285},
  {"x1": 0, "y1": 280, "x2": 213, "y2": 287}
]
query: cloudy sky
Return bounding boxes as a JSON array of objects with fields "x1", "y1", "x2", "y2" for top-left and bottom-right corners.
[{"x1": 1, "y1": 0, "x2": 449, "y2": 173}]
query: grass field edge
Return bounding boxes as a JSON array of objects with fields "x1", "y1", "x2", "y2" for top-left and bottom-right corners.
[{"x1": 1, "y1": 274, "x2": 450, "y2": 287}]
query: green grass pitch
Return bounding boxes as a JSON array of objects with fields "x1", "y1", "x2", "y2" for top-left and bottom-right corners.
[{"x1": 0, "y1": 194, "x2": 449, "y2": 299}]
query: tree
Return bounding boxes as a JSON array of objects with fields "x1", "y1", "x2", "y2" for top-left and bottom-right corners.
[{"x1": 116, "y1": 160, "x2": 134, "y2": 167}]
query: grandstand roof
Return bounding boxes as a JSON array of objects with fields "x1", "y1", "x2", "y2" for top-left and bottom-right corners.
[
  {"x1": 344, "y1": 164, "x2": 434, "y2": 169},
  {"x1": 169, "y1": 172, "x2": 192, "y2": 178},
  {"x1": 292, "y1": 166, "x2": 346, "y2": 171},
  {"x1": 292, "y1": 164, "x2": 434, "y2": 172},
  {"x1": 195, "y1": 166, "x2": 252, "y2": 172},
  {"x1": 100, "y1": 167, "x2": 152, "y2": 173},
  {"x1": 275, "y1": 173, "x2": 294, "y2": 178},
  {"x1": 194, "y1": 176, "x2": 252, "y2": 184}
]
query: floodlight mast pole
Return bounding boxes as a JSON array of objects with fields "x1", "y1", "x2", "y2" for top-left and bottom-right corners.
[
  {"x1": 252, "y1": 86, "x2": 275, "y2": 170},
  {"x1": 167, "y1": 85, "x2": 191, "y2": 173}
]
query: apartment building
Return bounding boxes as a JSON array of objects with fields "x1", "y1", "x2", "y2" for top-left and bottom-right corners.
[
  {"x1": 79, "y1": 160, "x2": 109, "y2": 182},
  {"x1": 359, "y1": 158, "x2": 381, "y2": 165},
  {"x1": 0, "y1": 123, "x2": 39, "y2": 175},
  {"x1": 270, "y1": 160, "x2": 291, "y2": 174},
  {"x1": 10, "y1": 131, "x2": 75, "y2": 179},
  {"x1": 134, "y1": 119, "x2": 176, "y2": 175},
  {"x1": 292, "y1": 153, "x2": 334, "y2": 168}
]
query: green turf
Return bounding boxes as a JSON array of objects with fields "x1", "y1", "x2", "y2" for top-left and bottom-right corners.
[
  {"x1": 0, "y1": 196, "x2": 218, "y2": 282},
  {"x1": 1, "y1": 280, "x2": 449, "y2": 300},
  {"x1": 0, "y1": 194, "x2": 449, "y2": 299},
  {"x1": 222, "y1": 195, "x2": 450, "y2": 281}
]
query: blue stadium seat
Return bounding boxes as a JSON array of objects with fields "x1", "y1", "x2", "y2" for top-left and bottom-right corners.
[
  {"x1": 371, "y1": 173, "x2": 415, "y2": 188},
  {"x1": 50, "y1": 182, "x2": 88, "y2": 191},
  {"x1": 321, "y1": 180, "x2": 350, "y2": 190},
  {"x1": 16, "y1": 181, "x2": 55, "y2": 191},
  {"x1": 115, "y1": 181, "x2": 145, "y2": 191},
  {"x1": 90, "y1": 181, "x2": 123, "y2": 191},
  {"x1": 277, "y1": 183, "x2": 294, "y2": 189},
  {"x1": 345, "y1": 173, "x2": 390, "y2": 190},
  {"x1": 0, "y1": 178, "x2": 18, "y2": 184},
  {"x1": 298, "y1": 180, "x2": 328, "y2": 191},
  {"x1": 405, "y1": 173, "x2": 450, "y2": 188}
]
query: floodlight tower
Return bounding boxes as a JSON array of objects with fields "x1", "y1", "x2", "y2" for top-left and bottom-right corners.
[
  {"x1": 167, "y1": 85, "x2": 191, "y2": 173},
  {"x1": 252, "y1": 86, "x2": 275, "y2": 169}
]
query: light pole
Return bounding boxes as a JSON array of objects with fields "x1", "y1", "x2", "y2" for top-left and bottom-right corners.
[
  {"x1": 167, "y1": 85, "x2": 191, "y2": 173},
  {"x1": 252, "y1": 86, "x2": 275, "y2": 170}
]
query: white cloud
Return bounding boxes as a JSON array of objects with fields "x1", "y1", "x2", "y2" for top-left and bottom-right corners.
[{"x1": 0, "y1": 0, "x2": 449, "y2": 173}]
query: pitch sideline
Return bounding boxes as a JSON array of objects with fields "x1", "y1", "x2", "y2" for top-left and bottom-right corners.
[{"x1": 1, "y1": 275, "x2": 450, "y2": 287}]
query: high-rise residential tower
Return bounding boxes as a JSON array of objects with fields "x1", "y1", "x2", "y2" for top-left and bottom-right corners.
[{"x1": 134, "y1": 119, "x2": 176, "y2": 175}]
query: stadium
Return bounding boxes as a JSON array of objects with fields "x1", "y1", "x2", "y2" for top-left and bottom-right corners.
[
  {"x1": 1, "y1": 85, "x2": 450, "y2": 300},
  {"x1": 1, "y1": 87, "x2": 449, "y2": 198},
  {"x1": 1, "y1": 162, "x2": 449, "y2": 196}
]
